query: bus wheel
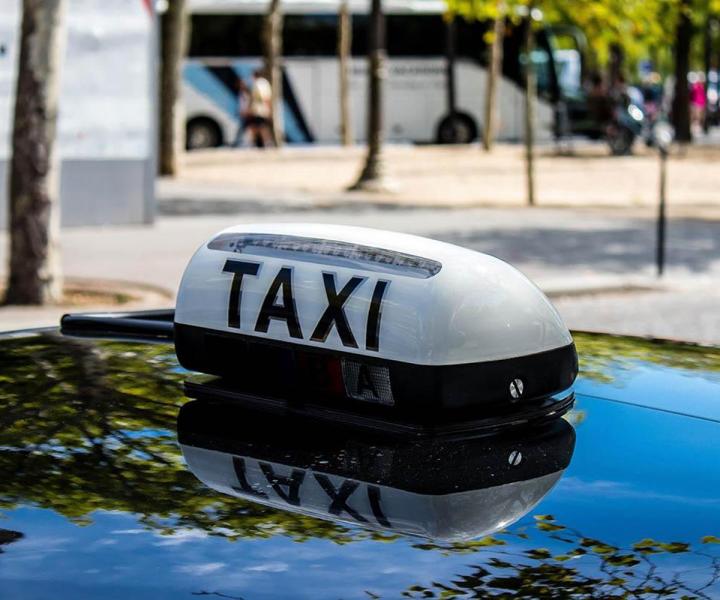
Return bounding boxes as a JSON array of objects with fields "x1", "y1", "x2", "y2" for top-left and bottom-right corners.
[
  {"x1": 186, "y1": 117, "x2": 223, "y2": 150},
  {"x1": 436, "y1": 113, "x2": 478, "y2": 144}
]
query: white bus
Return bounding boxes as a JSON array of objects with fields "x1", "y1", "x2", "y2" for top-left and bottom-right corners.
[{"x1": 183, "y1": 0, "x2": 566, "y2": 148}]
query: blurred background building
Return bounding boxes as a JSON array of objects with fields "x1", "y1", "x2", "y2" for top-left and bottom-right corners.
[{"x1": 0, "y1": 0, "x2": 155, "y2": 228}]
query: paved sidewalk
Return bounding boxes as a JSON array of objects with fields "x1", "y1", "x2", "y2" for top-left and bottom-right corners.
[
  {"x1": 158, "y1": 143, "x2": 720, "y2": 218},
  {"x1": 0, "y1": 278, "x2": 172, "y2": 332},
  {"x1": 1, "y1": 205, "x2": 718, "y2": 343}
]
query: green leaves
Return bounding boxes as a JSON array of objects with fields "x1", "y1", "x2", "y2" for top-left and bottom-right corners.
[
  {"x1": 534, "y1": 515, "x2": 567, "y2": 533},
  {"x1": 537, "y1": 521, "x2": 566, "y2": 532},
  {"x1": 632, "y1": 538, "x2": 691, "y2": 554},
  {"x1": 412, "y1": 536, "x2": 507, "y2": 555},
  {"x1": 634, "y1": 538, "x2": 663, "y2": 554},
  {"x1": 658, "y1": 541, "x2": 690, "y2": 553},
  {"x1": 448, "y1": 0, "x2": 720, "y2": 73},
  {"x1": 445, "y1": 0, "x2": 502, "y2": 23},
  {"x1": 575, "y1": 331, "x2": 720, "y2": 388},
  {"x1": 605, "y1": 553, "x2": 641, "y2": 567},
  {"x1": 525, "y1": 547, "x2": 552, "y2": 559},
  {"x1": 401, "y1": 519, "x2": 720, "y2": 599}
]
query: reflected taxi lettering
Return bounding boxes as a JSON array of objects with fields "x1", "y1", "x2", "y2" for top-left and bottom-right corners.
[
  {"x1": 232, "y1": 456, "x2": 391, "y2": 528},
  {"x1": 222, "y1": 259, "x2": 390, "y2": 351}
]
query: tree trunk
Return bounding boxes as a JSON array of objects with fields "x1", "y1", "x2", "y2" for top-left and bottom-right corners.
[
  {"x1": 446, "y1": 16, "x2": 457, "y2": 116},
  {"x1": 338, "y1": 0, "x2": 352, "y2": 146},
  {"x1": 672, "y1": 0, "x2": 692, "y2": 143},
  {"x1": 349, "y1": 0, "x2": 386, "y2": 190},
  {"x1": 264, "y1": 0, "x2": 284, "y2": 147},
  {"x1": 483, "y1": 10, "x2": 504, "y2": 151},
  {"x1": 158, "y1": 0, "x2": 187, "y2": 176},
  {"x1": 523, "y1": 14, "x2": 536, "y2": 206},
  {"x1": 4, "y1": 0, "x2": 67, "y2": 306}
]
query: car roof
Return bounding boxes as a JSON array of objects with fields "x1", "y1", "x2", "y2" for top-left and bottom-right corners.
[{"x1": 0, "y1": 329, "x2": 719, "y2": 599}]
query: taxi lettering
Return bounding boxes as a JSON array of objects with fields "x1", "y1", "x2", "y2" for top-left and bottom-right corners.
[
  {"x1": 232, "y1": 456, "x2": 391, "y2": 528},
  {"x1": 223, "y1": 259, "x2": 390, "y2": 351}
]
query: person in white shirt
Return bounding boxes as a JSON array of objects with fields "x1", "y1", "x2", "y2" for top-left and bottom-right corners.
[{"x1": 247, "y1": 70, "x2": 274, "y2": 148}]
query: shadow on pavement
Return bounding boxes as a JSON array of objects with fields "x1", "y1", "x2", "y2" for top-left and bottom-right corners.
[
  {"x1": 433, "y1": 218, "x2": 720, "y2": 275},
  {"x1": 158, "y1": 198, "x2": 437, "y2": 216}
]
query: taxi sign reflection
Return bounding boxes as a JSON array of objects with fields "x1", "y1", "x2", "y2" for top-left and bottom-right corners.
[{"x1": 177, "y1": 399, "x2": 575, "y2": 541}]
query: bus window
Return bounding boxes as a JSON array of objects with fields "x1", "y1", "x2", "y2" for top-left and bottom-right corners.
[
  {"x1": 512, "y1": 26, "x2": 569, "y2": 103},
  {"x1": 189, "y1": 15, "x2": 263, "y2": 57},
  {"x1": 545, "y1": 27, "x2": 587, "y2": 100},
  {"x1": 554, "y1": 49, "x2": 582, "y2": 98},
  {"x1": 386, "y1": 15, "x2": 445, "y2": 56},
  {"x1": 189, "y1": 13, "x2": 492, "y2": 61},
  {"x1": 285, "y1": 14, "x2": 338, "y2": 56},
  {"x1": 455, "y1": 18, "x2": 490, "y2": 63},
  {"x1": 351, "y1": 16, "x2": 368, "y2": 57},
  {"x1": 357, "y1": 15, "x2": 487, "y2": 60},
  {"x1": 499, "y1": 21, "x2": 525, "y2": 87},
  {"x1": 548, "y1": 32, "x2": 583, "y2": 99}
]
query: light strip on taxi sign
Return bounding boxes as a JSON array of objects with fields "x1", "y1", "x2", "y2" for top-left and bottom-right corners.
[{"x1": 208, "y1": 232, "x2": 443, "y2": 279}]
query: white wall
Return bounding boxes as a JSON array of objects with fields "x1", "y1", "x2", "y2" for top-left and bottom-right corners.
[{"x1": 0, "y1": 0, "x2": 156, "y2": 229}]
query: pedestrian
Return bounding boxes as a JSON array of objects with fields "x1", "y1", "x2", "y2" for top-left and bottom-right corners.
[
  {"x1": 247, "y1": 69, "x2": 273, "y2": 148},
  {"x1": 234, "y1": 78, "x2": 251, "y2": 147},
  {"x1": 609, "y1": 73, "x2": 630, "y2": 106},
  {"x1": 689, "y1": 72, "x2": 706, "y2": 133}
]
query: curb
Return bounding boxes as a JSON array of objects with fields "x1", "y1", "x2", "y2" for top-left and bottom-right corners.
[
  {"x1": 157, "y1": 191, "x2": 720, "y2": 220},
  {"x1": 0, "y1": 278, "x2": 174, "y2": 333}
]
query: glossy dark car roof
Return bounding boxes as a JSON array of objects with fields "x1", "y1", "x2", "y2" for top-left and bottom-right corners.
[{"x1": 0, "y1": 330, "x2": 719, "y2": 599}]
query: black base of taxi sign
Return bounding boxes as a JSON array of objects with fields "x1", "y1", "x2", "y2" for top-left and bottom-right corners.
[
  {"x1": 183, "y1": 378, "x2": 575, "y2": 439},
  {"x1": 175, "y1": 323, "x2": 577, "y2": 416}
]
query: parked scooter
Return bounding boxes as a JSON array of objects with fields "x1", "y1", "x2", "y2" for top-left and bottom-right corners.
[
  {"x1": 606, "y1": 90, "x2": 645, "y2": 155},
  {"x1": 565, "y1": 84, "x2": 646, "y2": 155}
]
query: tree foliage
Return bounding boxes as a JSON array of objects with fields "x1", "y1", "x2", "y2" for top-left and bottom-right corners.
[
  {"x1": 445, "y1": 0, "x2": 720, "y2": 74},
  {"x1": 573, "y1": 331, "x2": 720, "y2": 385},
  {"x1": 400, "y1": 515, "x2": 720, "y2": 598}
]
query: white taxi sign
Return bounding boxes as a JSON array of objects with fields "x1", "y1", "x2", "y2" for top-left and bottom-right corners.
[{"x1": 174, "y1": 223, "x2": 577, "y2": 410}]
